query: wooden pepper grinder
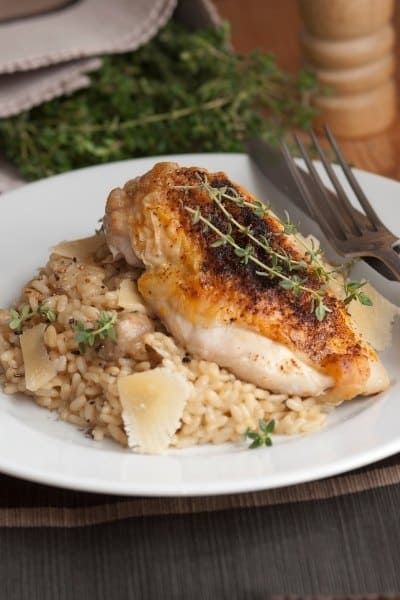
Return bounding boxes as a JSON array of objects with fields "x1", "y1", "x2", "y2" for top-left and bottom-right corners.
[{"x1": 299, "y1": 0, "x2": 397, "y2": 138}]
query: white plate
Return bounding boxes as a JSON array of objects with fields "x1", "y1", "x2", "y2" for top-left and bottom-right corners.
[{"x1": 0, "y1": 153, "x2": 399, "y2": 496}]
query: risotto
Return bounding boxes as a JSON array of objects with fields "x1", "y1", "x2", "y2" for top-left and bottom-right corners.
[{"x1": 0, "y1": 236, "x2": 338, "y2": 451}]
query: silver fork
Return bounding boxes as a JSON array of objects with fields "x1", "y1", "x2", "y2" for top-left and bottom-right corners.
[{"x1": 281, "y1": 126, "x2": 400, "y2": 281}]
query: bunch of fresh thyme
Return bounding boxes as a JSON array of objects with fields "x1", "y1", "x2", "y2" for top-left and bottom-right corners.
[
  {"x1": 0, "y1": 21, "x2": 318, "y2": 181},
  {"x1": 180, "y1": 177, "x2": 372, "y2": 320}
]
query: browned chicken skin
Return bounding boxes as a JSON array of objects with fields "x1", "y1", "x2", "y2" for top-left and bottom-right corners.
[{"x1": 104, "y1": 162, "x2": 389, "y2": 400}]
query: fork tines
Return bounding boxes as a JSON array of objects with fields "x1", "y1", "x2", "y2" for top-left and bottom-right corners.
[{"x1": 280, "y1": 126, "x2": 400, "y2": 281}]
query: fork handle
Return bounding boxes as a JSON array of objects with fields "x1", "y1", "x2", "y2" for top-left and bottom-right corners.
[{"x1": 370, "y1": 247, "x2": 400, "y2": 281}]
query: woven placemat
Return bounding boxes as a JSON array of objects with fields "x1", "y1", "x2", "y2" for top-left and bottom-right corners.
[
  {"x1": 270, "y1": 597, "x2": 400, "y2": 600},
  {"x1": 0, "y1": 453, "x2": 399, "y2": 527}
]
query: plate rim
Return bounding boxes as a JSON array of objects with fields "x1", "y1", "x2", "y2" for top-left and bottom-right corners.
[{"x1": 0, "y1": 431, "x2": 398, "y2": 496}]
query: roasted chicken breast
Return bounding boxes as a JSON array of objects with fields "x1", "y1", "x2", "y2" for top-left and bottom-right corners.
[{"x1": 104, "y1": 162, "x2": 389, "y2": 400}]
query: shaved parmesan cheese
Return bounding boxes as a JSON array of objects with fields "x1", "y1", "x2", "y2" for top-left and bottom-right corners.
[
  {"x1": 20, "y1": 324, "x2": 57, "y2": 391},
  {"x1": 295, "y1": 234, "x2": 399, "y2": 351},
  {"x1": 348, "y1": 283, "x2": 399, "y2": 351},
  {"x1": 52, "y1": 234, "x2": 105, "y2": 260},
  {"x1": 118, "y1": 368, "x2": 191, "y2": 454},
  {"x1": 118, "y1": 279, "x2": 147, "y2": 313}
]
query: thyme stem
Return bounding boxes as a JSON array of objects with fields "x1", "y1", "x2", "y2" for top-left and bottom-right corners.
[
  {"x1": 179, "y1": 177, "x2": 371, "y2": 319},
  {"x1": 70, "y1": 97, "x2": 235, "y2": 135},
  {"x1": 203, "y1": 182, "x2": 307, "y2": 270},
  {"x1": 185, "y1": 205, "x2": 325, "y2": 303}
]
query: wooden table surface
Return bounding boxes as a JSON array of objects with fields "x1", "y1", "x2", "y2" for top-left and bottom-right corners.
[{"x1": 214, "y1": 0, "x2": 400, "y2": 180}]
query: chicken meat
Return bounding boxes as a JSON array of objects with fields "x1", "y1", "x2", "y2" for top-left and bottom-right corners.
[{"x1": 104, "y1": 162, "x2": 389, "y2": 400}]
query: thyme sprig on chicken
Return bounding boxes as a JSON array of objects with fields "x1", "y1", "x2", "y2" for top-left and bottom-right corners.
[
  {"x1": 180, "y1": 179, "x2": 371, "y2": 320},
  {"x1": 185, "y1": 203, "x2": 331, "y2": 321}
]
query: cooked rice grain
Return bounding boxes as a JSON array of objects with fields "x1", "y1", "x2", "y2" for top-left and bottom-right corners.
[{"x1": 0, "y1": 245, "x2": 335, "y2": 451}]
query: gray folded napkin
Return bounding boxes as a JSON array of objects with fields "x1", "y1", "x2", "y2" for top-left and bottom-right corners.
[
  {"x1": 0, "y1": 0, "x2": 220, "y2": 192},
  {"x1": 0, "y1": 0, "x2": 178, "y2": 118},
  {"x1": 0, "y1": 58, "x2": 101, "y2": 118}
]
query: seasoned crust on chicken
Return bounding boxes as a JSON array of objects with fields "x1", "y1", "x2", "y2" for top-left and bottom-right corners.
[{"x1": 104, "y1": 162, "x2": 389, "y2": 400}]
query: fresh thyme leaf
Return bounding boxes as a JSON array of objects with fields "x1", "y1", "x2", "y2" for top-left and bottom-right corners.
[
  {"x1": 234, "y1": 244, "x2": 253, "y2": 264},
  {"x1": 245, "y1": 419, "x2": 275, "y2": 449},
  {"x1": 97, "y1": 311, "x2": 118, "y2": 342},
  {"x1": 73, "y1": 311, "x2": 117, "y2": 353},
  {"x1": 291, "y1": 260, "x2": 308, "y2": 272},
  {"x1": 38, "y1": 303, "x2": 57, "y2": 322},
  {"x1": 8, "y1": 303, "x2": 57, "y2": 332},
  {"x1": 279, "y1": 279, "x2": 295, "y2": 290},
  {"x1": 210, "y1": 238, "x2": 227, "y2": 248},
  {"x1": 305, "y1": 239, "x2": 323, "y2": 264},
  {"x1": 358, "y1": 291, "x2": 373, "y2": 306},
  {"x1": 8, "y1": 302, "x2": 57, "y2": 333},
  {"x1": 315, "y1": 300, "x2": 328, "y2": 322},
  {"x1": 0, "y1": 21, "x2": 319, "y2": 181},
  {"x1": 254, "y1": 203, "x2": 267, "y2": 218},
  {"x1": 8, "y1": 305, "x2": 34, "y2": 332},
  {"x1": 8, "y1": 311, "x2": 21, "y2": 331},
  {"x1": 343, "y1": 280, "x2": 372, "y2": 307},
  {"x1": 345, "y1": 281, "x2": 363, "y2": 293},
  {"x1": 249, "y1": 438, "x2": 262, "y2": 449},
  {"x1": 283, "y1": 211, "x2": 298, "y2": 235},
  {"x1": 266, "y1": 420, "x2": 275, "y2": 433},
  {"x1": 191, "y1": 206, "x2": 201, "y2": 225}
]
